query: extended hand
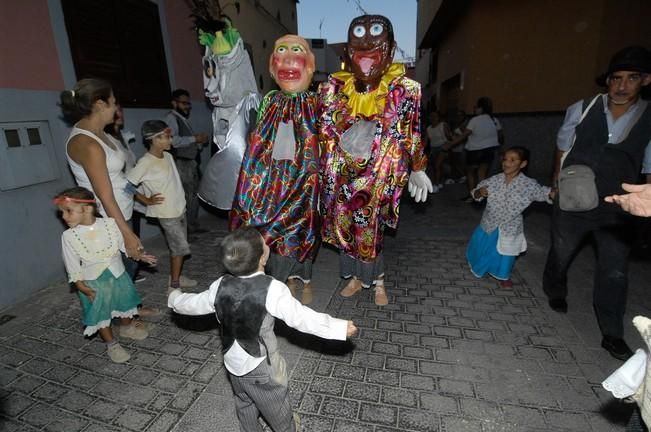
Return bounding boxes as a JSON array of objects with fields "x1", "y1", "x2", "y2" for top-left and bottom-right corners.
[
  {"x1": 144, "y1": 193, "x2": 165, "y2": 206},
  {"x1": 346, "y1": 320, "x2": 358, "y2": 337},
  {"x1": 84, "y1": 289, "x2": 96, "y2": 303},
  {"x1": 605, "y1": 183, "x2": 651, "y2": 217},
  {"x1": 138, "y1": 253, "x2": 157, "y2": 266},
  {"x1": 408, "y1": 171, "x2": 434, "y2": 203}
]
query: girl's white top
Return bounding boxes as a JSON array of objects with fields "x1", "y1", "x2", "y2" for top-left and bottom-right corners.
[
  {"x1": 427, "y1": 123, "x2": 448, "y2": 149},
  {"x1": 472, "y1": 173, "x2": 551, "y2": 256},
  {"x1": 66, "y1": 126, "x2": 134, "y2": 220},
  {"x1": 465, "y1": 114, "x2": 502, "y2": 151},
  {"x1": 62, "y1": 218, "x2": 126, "y2": 282}
]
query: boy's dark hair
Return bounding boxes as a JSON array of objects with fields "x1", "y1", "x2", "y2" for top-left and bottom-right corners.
[
  {"x1": 171, "y1": 88, "x2": 190, "y2": 100},
  {"x1": 59, "y1": 79, "x2": 113, "y2": 125},
  {"x1": 141, "y1": 120, "x2": 169, "y2": 150},
  {"x1": 503, "y1": 145, "x2": 530, "y2": 164},
  {"x1": 220, "y1": 227, "x2": 264, "y2": 276},
  {"x1": 54, "y1": 186, "x2": 100, "y2": 216},
  {"x1": 476, "y1": 97, "x2": 494, "y2": 116}
]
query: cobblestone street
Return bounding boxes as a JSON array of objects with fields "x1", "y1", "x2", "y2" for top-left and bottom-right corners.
[{"x1": 1, "y1": 183, "x2": 650, "y2": 431}]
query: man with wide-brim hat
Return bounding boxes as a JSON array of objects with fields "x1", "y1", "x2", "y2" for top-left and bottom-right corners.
[{"x1": 544, "y1": 45, "x2": 651, "y2": 361}]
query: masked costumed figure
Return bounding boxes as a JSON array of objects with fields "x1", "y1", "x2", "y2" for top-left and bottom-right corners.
[
  {"x1": 318, "y1": 15, "x2": 432, "y2": 306},
  {"x1": 229, "y1": 35, "x2": 319, "y2": 305},
  {"x1": 197, "y1": 19, "x2": 260, "y2": 210}
]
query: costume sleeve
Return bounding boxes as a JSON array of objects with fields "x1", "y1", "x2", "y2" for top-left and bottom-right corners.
[
  {"x1": 527, "y1": 179, "x2": 552, "y2": 203},
  {"x1": 266, "y1": 280, "x2": 348, "y2": 340},
  {"x1": 556, "y1": 100, "x2": 582, "y2": 152},
  {"x1": 165, "y1": 113, "x2": 196, "y2": 149},
  {"x1": 62, "y1": 233, "x2": 83, "y2": 283},
  {"x1": 407, "y1": 83, "x2": 428, "y2": 172},
  {"x1": 167, "y1": 277, "x2": 222, "y2": 316}
]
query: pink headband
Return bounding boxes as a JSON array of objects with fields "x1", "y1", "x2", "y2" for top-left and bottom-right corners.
[{"x1": 53, "y1": 196, "x2": 96, "y2": 205}]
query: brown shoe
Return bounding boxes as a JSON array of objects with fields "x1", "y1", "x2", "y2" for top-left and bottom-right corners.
[
  {"x1": 374, "y1": 285, "x2": 388, "y2": 306},
  {"x1": 301, "y1": 282, "x2": 313, "y2": 305},
  {"x1": 137, "y1": 306, "x2": 161, "y2": 317},
  {"x1": 286, "y1": 278, "x2": 300, "y2": 297},
  {"x1": 340, "y1": 278, "x2": 363, "y2": 297}
]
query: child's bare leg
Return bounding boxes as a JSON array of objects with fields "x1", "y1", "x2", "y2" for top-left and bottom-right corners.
[
  {"x1": 340, "y1": 277, "x2": 362, "y2": 297},
  {"x1": 170, "y1": 255, "x2": 183, "y2": 288},
  {"x1": 98, "y1": 326, "x2": 114, "y2": 343}
]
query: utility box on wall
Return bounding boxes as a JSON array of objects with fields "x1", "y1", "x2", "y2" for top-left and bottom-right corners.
[{"x1": 0, "y1": 121, "x2": 60, "y2": 190}]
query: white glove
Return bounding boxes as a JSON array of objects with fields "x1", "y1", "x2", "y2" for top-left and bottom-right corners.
[{"x1": 408, "y1": 170, "x2": 433, "y2": 203}]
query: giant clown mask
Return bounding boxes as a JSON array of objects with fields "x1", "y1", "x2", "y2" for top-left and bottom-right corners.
[
  {"x1": 269, "y1": 35, "x2": 316, "y2": 94},
  {"x1": 346, "y1": 15, "x2": 396, "y2": 92}
]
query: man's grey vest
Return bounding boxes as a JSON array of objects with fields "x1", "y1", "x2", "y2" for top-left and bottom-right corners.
[
  {"x1": 564, "y1": 96, "x2": 651, "y2": 197},
  {"x1": 214, "y1": 274, "x2": 277, "y2": 362},
  {"x1": 170, "y1": 112, "x2": 200, "y2": 160}
]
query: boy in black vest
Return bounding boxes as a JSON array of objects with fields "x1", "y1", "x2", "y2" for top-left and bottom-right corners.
[{"x1": 168, "y1": 227, "x2": 357, "y2": 431}]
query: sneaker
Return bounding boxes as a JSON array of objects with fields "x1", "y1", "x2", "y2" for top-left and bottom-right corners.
[
  {"x1": 301, "y1": 282, "x2": 313, "y2": 305},
  {"x1": 444, "y1": 178, "x2": 455, "y2": 185},
  {"x1": 340, "y1": 278, "x2": 363, "y2": 297},
  {"x1": 294, "y1": 413, "x2": 301, "y2": 432},
  {"x1": 169, "y1": 275, "x2": 198, "y2": 288},
  {"x1": 107, "y1": 343, "x2": 130, "y2": 363},
  {"x1": 134, "y1": 275, "x2": 147, "y2": 283},
  {"x1": 499, "y1": 279, "x2": 513, "y2": 289},
  {"x1": 431, "y1": 185, "x2": 439, "y2": 194},
  {"x1": 457, "y1": 176, "x2": 467, "y2": 183},
  {"x1": 437, "y1": 183, "x2": 443, "y2": 189},
  {"x1": 374, "y1": 285, "x2": 388, "y2": 306},
  {"x1": 120, "y1": 321, "x2": 149, "y2": 340}
]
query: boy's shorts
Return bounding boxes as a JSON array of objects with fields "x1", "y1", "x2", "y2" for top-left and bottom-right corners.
[{"x1": 159, "y1": 214, "x2": 191, "y2": 256}]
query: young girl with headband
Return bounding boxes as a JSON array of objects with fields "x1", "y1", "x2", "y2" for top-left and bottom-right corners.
[{"x1": 55, "y1": 187, "x2": 156, "y2": 363}]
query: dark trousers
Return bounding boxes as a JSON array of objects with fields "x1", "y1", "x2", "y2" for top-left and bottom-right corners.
[{"x1": 543, "y1": 203, "x2": 632, "y2": 338}]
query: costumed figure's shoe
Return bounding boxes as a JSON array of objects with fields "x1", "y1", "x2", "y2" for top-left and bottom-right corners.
[
  {"x1": 548, "y1": 298, "x2": 568, "y2": 313},
  {"x1": 286, "y1": 278, "x2": 300, "y2": 298},
  {"x1": 301, "y1": 282, "x2": 313, "y2": 305},
  {"x1": 374, "y1": 285, "x2": 388, "y2": 306},
  {"x1": 601, "y1": 336, "x2": 634, "y2": 361},
  {"x1": 340, "y1": 278, "x2": 363, "y2": 298}
]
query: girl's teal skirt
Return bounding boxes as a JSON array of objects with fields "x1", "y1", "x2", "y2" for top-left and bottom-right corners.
[
  {"x1": 466, "y1": 226, "x2": 515, "y2": 281},
  {"x1": 79, "y1": 268, "x2": 141, "y2": 336}
]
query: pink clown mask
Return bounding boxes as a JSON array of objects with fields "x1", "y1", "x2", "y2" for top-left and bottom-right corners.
[{"x1": 269, "y1": 35, "x2": 315, "y2": 94}]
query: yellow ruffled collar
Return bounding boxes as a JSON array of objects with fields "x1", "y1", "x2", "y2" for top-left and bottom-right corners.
[{"x1": 332, "y1": 63, "x2": 405, "y2": 118}]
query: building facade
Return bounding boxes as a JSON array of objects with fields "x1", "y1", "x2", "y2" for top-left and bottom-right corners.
[
  {"x1": 0, "y1": 0, "x2": 296, "y2": 310},
  {"x1": 416, "y1": 0, "x2": 651, "y2": 180}
]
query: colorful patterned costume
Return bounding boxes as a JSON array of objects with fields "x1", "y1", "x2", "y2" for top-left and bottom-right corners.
[
  {"x1": 318, "y1": 64, "x2": 427, "y2": 262},
  {"x1": 229, "y1": 91, "x2": 319, "y2": 262}
]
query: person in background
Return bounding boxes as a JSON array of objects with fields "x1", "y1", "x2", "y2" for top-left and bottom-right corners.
[
  {"x1": 543, "y1": 45, "x2": 651, "y2": 361},
  {"x1": 448, "y1": 109, "x2": 468, "y2": 184},
  {"x1": 446, "y1": 97, "x2": 503, "y2": 202},
  {"x1": 426, "y1": 111, "x2": 452, "y2": 192},
  {"x1": 165, "y1": 89, "x2": 210, "y2": 234}
]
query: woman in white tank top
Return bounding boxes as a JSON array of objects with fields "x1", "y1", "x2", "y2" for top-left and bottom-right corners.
[{"x1": 60, "y1": 79, "x2": 144, "y2": 262}]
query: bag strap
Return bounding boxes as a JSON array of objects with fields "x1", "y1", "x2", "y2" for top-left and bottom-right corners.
[{"x1": 560, "y1": 93, "x2": 603, "y2": 167}]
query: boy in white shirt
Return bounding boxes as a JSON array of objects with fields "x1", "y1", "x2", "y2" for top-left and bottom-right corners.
[
  {"x1": 127, "y1": 120, "x2": 197, "y2": 290},
  {"x1": 168, "y1": 227, "x2": 357, "y2": 431}
]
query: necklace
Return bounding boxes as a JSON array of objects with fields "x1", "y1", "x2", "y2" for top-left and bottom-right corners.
[{"x1": 69, "y1": 219, "x2": 118, "y2": 259}]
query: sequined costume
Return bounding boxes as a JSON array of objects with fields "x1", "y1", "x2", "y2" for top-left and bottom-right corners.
[
  {"x1": 318, "y1": 63, "x2": 427, "y2": 262},
  {"x1": 229, "y1": 91, "x2": 319, "y2": 262}
]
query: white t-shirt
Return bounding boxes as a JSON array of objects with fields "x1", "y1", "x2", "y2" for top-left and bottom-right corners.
[
  {"x1": 465, "y1": 114, "x2": 502, "y2": 151},
  {"x1": 127, "y1": 152, "x2": 186, "y2": 219}
]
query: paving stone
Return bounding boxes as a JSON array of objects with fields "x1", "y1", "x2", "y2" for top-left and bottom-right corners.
[
  {"x1": 381, "y1": 387, "x2": 418, "y2": 408},
  {"x1": 332, "y1": 419, "x2": 374, "y2": 432},
  {"x1": 433, "y1": 327, "x2": 462, "y2": 338},
  {"x1": 343, "y1": 382, "x2": 381, "y2": 402},
  {"x1": 299, "y1": 392, "x2": 323, "y2": 413},
  {"x1": 438, "y1": 378, "x2": 474, "y2": 397},
  {"x1": 464, "y1": 329, "x2": 494, "y2": 341},
  {"x1": 372, "y1": 342, "x2": 401, "y2": 356},
  {"x1": 350, "y1": 352, "x2": 385, "y2": 369},
  {"x1": 84, "y1": 399, "x2": 124, "y2": 422},
  {"x1": 450, "y1": 339, "x2": 485, "y2": 353},
  {"x1": 440, "y1": 415, "x2": 481, "y2": 432},
  {"x1": 398, "y1": 408, "x2": 440, "y2": 432},
  {"x1": 320, "y1": 396, "x2": 359, "y2": 419},
  {"x1": 19, "y1": 402, "x2": 59, "y2": 428},
  {"x1": 501, "y1": 404, "x2": 546, "y2": 427},
  {"x1": 153, "y1": 374, "x2": 187, "y2": 393},
  {"x1": 420, "y1": 336, "x2": 449, "y2": 348},
  {"x1": 191, "y1": 360, "x2": 221, "y2": 384},
  {"x1": 385, "y1": 357, "x2": 417, "y2": 373},
  {"x1": 377, "y1": 320, "x2": 403, "y2": 331},
  {"x1": 8, "y1": 375, "x2": 45, "y2": 394},
  {"x1": 359, "y1": 402, "x2": 398, "y2": 426},
  {"x1": 544, "y1": 409, "x2": 591, "y2": 430},
  {"x1": 309, "y1": 377, "x2": 346, "y2": 397},
  {"x1": 1, "y1": 351, "x2": 35, "y2": 369},
  {"x1": 169, "y1": 382, "x2": 204, "y2": 411},
  {"x1": 459, "y1": 398, "x2": 502, "y2": 422},
  {"x1": 392, "y1": 312, "x2": 419, "y2": 322},
  {"x1": 332, "y1": 364, "x2": 366, "y2": 382},
  {"x1": 55, "y1": 389, "x2": 96, "y2": 413},
  {"x1": 1, "y1": 392, "x2": 34, "y2": 416},
  {"x1": 66, "y1": 371, "x2": 102, "y2": 390},
  {"x1": 403, "y1": 346, "x2": 433, "y2": 359},
  {"x1": 150, "y1": 393, "x2": 173, "y2": 412},
  {"x1": 145, "y1": 410, "x2": 181, "y2": 432},
  {"x1": 92, "y1": 380, "x2": 157, "y2": 407},
  {"x1": 401, "y1": 374, "x2": 436, "y2": 391},
  {"x1": 420, "y1": 393, "x2": 457, "y2": 414},
  {"x1": 114, "y1": 407, "x2": 155, "y2": 431},
  {"x1": 295, "y1": 413, "x2": 333, "y2": 432}
]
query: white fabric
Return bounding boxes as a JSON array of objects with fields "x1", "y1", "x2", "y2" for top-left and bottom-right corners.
[
  {"x1": 66, "y1": 127, "x2": 133, "y2": 220},
  {"x1": 126, "y1": 152, "x2": 186, "y2": 218},
  {"x1": 427, "y1": 123, "x2": 447, "y2": 148},
  {"x1": 168, "y1": 271, "x2": 348, "y2": 376},
  {"x1": 632, "y1": 315, "x2": 651, "y2": 426},
  {"x1": 472, "y1": 173, "x2": 551, "y2": 256},
  {"x1": 602, "y1": 348, "x2": 647, "y2": 398},
  {"x1": 451, "y1": 127, "x2": 465, "y2": 153},
  {"x1": 62, "y1": 218, "x2": 126, "y2": 282},
  {"x1": 465, "y1": 114, "x2": 501, "y2": 151},
  {"x1": 556, "y1": 95, "x2": 651, "y2": 173}
]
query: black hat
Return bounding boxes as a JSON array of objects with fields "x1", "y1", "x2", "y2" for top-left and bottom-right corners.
[{"x1": 596, "y1": 46, "x2": 651, "y2": 86}]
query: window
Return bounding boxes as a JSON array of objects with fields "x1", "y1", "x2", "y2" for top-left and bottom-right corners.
[
  {"x1": 62, "y1": 0, "x2": 171, "y2": 108},
  {"x1": 0, "y1": 122, "x2": 60, "y2": 190}
]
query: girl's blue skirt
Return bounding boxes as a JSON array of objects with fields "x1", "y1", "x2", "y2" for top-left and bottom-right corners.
[
  {"x1": 466, "y1": 226, "x2": 515, "y2": 281},
  {"x1": 79, "y1": 268, "x2": 141, "y2": 336}
]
